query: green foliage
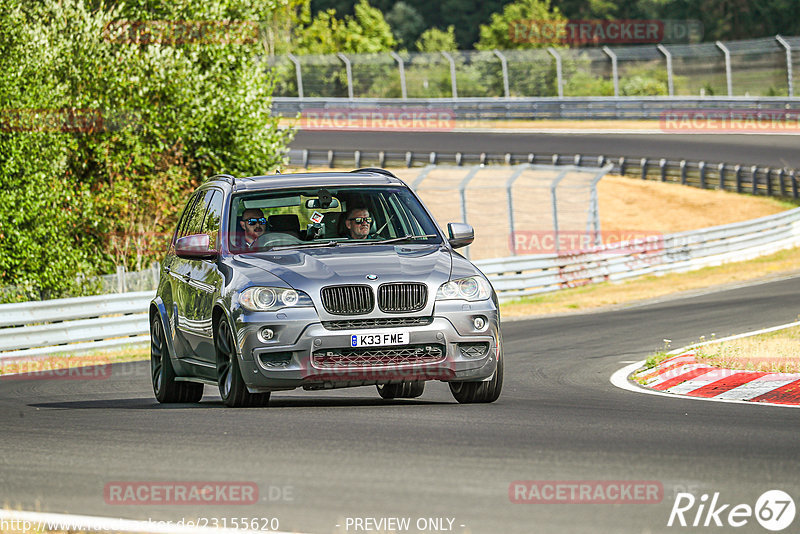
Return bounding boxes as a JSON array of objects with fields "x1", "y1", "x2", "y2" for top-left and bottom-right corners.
[
  {"x1": 0, "y1": 0, "x2": 293, "y2": 301},
  {"x1": 476, "y1": 0, "x2": 566, "y2": 50},
  {"x1": 294, "y1": 0, "x2": 396, "y2": 54},
  {"x1": 386, "y1": 2, "x2": 426, "y2": 50},
  {"x1": 415, "y1": 26, "x2": 458, "y2": 52}
]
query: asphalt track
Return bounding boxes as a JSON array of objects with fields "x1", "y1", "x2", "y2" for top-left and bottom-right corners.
[
  {"x1": 2, "y1": 275, "x2": 799, "y2": 534},
  {"x1": 291, "y1": 131, "x2": 800, "y2": 168}
]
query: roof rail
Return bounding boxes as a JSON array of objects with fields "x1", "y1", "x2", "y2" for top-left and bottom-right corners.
[
  {"x1": 207, "y1": 173, "x2": 236, "y2": 184},
  {"x1": 350, "y1": 168, "x2": 398, "y2": 178}
]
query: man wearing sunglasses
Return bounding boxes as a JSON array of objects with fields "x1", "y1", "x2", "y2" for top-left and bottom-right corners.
[
  {"x1": 343, "y1": 207, "x2": 373, "y2": 239},
  {"x1": 238, "y1": 208, "x2": 267, "y2": 248}
]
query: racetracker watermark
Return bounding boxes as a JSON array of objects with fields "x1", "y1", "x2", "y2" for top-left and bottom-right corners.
[
  {"x1": 510, "y1": 480, "x2": 663, "y2": 504},
  {"x1": 298, "y1": 108, "x2": 456, "y2": 132},
  {"x1": 102, "y1": 20, "x2": 260, "y2": 45},
  {"x1": 104, "y1": 482, "x2": 259, "y2": 505},
  {"x1": 510, "y1": 230, "x2": 665, "y2": 255},
  {"x1": 0, "y1": 357, "x2": 111, "y2": 381},
  {"x1": 661, "y1": 110, "x2": 800, "y2": 133},
  {"x1": 0, "y1": 108, "x2": 134, "y2": 133},
  {"x1": 509, "y1": 19, "x2": 702, "y2": 45}
]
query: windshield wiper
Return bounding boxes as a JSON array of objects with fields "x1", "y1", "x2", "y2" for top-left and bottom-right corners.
[
  {"x1": 266, "y1": 240, "x2": 339, "y2": 251},
  {"x1": 342, "y1": 234, "x2": 439, "y2": 245}
]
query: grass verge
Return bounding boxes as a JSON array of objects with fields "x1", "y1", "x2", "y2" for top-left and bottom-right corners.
[
  {"x1": 694, "y1": 325, "x2": 800, "y2": 374},
  {"x1": 0, "y1": 345, "x2": 148, "y2": 376}
]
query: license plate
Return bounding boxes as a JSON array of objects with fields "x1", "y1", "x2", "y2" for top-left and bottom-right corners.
[{"x1": 350, "y1": 330, "x2": 409, "y2": 347}]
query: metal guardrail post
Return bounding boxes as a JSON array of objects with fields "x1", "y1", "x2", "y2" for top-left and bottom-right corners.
[
  {"x1": 766, "y1": 168, "x2": 773, "y2": 196},
  {"x1": 302, "y1": 149, "x2": 309, "y2": 169},
  {"x1": 680, "y1": 160, "x2": 687, "y2": 185},
  {"x1": 337, "y1": 53, "x2": 354, "y2": 99},
  {"x1": 287, "y1": 53, "x2": 303, "y2": 99},
  {"x1": 493, "y1": 50, "x2": 510, "y2": 98},
  {"x1": 640, "y1": 158, "x2": 648, "y2": 180},
  {"x1": 505, "y1": 165, "x2": 531, "y2": 256},
  {"x1": 354, "y1": 150, "x2": 361, "y2": 168},
  {"x1": 718, "y1": 162, "x2": 725, "y2": 190},
  {"x1": 441, "y1": 51, "x2": 458, "y2": 98},
  {"x1": 776, "y1": 35, "x2": 793, "y2": 98},
  {"x1": 778, "y1": 168, "x2": 786, "y2": 197},
  {"x1": 716, "y1": 41, "x2": 733, "y2": 96},
  {"x1": 657, "y1": 44, "x2": 674, "y2": 96},
  {"x1": 547, "y1": 47, "x2": 564, "y2": 98},
  {"x1": 603, "y1": 46, "x2": 619, "y2": 97},
  {"x1": 751, "y1": 165, "x2": 759, "y2": 195},
  {"x1": 405, "y1": 151, "x2": 413, "y2": 168},
  {"x1": 552, "y1": 154, "x2": 559, "y2": 165},
  {"x1": 327, "y1": 150, "x2": 334, "y2": 167},
  {"x1": 735, "y1": 164, "x2": 742, "y2": 193},
  {"x1": 699, "y1": 161, "x2": 706, "y2": 189},
  {"x1": 389, "y1": 51, "x2": 408, "y2": 100},
  {"x1": 793, "y1": 170, "x2": 799, "y2": 199},
  {"x1": 619, "y1": 157, "x2": 626, "y2": 175},
  {"x1": 378, "y1": 151, "x2": 385, "y2": 167},
  {"x1": 660, "y1": 158, "x2": 667, "y2": 182}
]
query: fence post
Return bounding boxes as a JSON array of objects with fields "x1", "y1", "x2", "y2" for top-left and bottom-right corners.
[
  {"x1": 337, "y1": 53, "x2": 354, "y2": 99},
  {"x1": 378, "y1": 151, "x2": 385, "y2": 168},
  {"x1": 429, "y1": 152, "x2": 437, "y2": 165},
  {"x1": 718, "y1": 162, "x2": 725, "y2": 190},
  {"x1": 776, "y1": 35, "x2": 793, "y2": 98},
  {"x1": 766, "y1": 168, "x2": 773, "y2": 196},
  {"x1": 287, "y1": 53, "x2": 303, "y2": 99},
  {"x1": 327, "y1": 150, "x2": 334, "y2": 167},
  {"x1": 640, "y1": 157, "x2": 648, "y2": 180},
  {"x1": 390, "y1": 51, "x2": 408, "y2": 100},
  {"x1": 302, "y1": 149, "x2": 309, "y2": 169},
  {"x1": 354, "y1": 150, "x2": 361, "y2": 168},
  {"x1": 405, "y1": 151, "x2": 413, "y2": 168},
  {"x1": 778, "y1": 168, "x2": 786, "y2": 197},
  {"x1": 552, "y1": 154, "x2": 559, "y2": 165},
  {"x1": 574, "y1": 154, "x2": 581, "y2": 166},
  {"x1": 441, "y1": 51, "x2": 458, "y2": 98},
  {"x1": 506, "y1": 165, "x2": 530, "y2": 256},
  {"x1": 751, "y1": 165, "x2": 759, "y2": 195},
  {"x1": 116, "y1": 265, "x2": 125, "y2": 293},
  {"x1": 680, "y1": 160, "x2": 687, "y2": 184},
  {"x1": 493, "y1": 49, "x2": 510, "y2": 98},
  {"x1": 657, "y1": 44, "x2": 674, "y2": 96},
  {"x1": 660, "y1": 158, "x2": 667, "y2": 182},
  {"x1": 459, "y1": 167, "x2": 482, "y2": 259},
  {"x1": 603, "y1": 46, "x2": 619, "y2": 97},
  {"x1": 547, "y1": 47, "x2": 564, "y2": 98},
  {"x1": 716, "y1": 41, "x2": 733, "y2": 96},
  {"x1": 550, "y1": 170, "x2": 570, "y2": 253},
  {"x1": 699, "y1": 161, "x2": 706, "y2": 189},
  {"x1": 619, "y1": 156, "x2": 626, "y2": 175}
]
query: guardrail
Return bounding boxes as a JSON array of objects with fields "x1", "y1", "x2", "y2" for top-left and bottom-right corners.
[
  {"x1": 0, "y1": 292, "x2": 153, "y2": 359},
  {"x1": 288, "y1": 148, "x2": 799, "y2": 199},
  {"x1": 476, "y1": 207, "x2": 800, "y2": 301},
  {"x1": 274, "y1": 96, "x2": 800, "y2": 121}
]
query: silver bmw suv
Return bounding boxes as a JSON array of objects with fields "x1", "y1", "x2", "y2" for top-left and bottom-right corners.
[{"x1": 149, "y1": 168, "x2": 502, "y2": 407}]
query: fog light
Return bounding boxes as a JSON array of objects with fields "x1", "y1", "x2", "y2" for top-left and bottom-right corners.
[
  {"x1": 473, "y1": 317, "x2": 486, "y2": 330},
  {"x1": 258, "y1": 327, "x2": 275, "y2": 342}
]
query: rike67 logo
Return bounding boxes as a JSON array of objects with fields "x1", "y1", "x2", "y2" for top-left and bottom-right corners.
[{"x1": 668, "y1": 490, "x2": 795, "y2": 531}]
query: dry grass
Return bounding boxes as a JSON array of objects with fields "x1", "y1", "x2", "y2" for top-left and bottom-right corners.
[
  {"x1": 695, "y1": 325, "x2": 800, "y2": 373},
  {"x1": 0, "y1": 345, "x2": 148, "y2": 376}
]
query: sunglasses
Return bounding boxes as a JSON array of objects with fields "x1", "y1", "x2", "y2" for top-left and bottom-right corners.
[
  {"x1": 348, "y1": 217, "x2": 373, "y2": 225},
  {"x1": 245, "y1": 217, "x2": 267, "y2": 226}
]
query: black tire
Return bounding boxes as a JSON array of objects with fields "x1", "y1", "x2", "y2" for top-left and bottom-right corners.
[
  {"x1": 216, "y1": 318, "x2": 270, "y2": 408},
  {"x1": 376, "y1": 381, "x2": 425, "y2": 399},
  {"x1": 449, "y1": 337, "x2": 504, "y2": 404},
  {"x1": 150, "y1": 315, "x2": 203, "y2": 403}
]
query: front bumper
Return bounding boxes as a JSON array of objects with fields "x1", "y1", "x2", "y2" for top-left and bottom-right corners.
[{"x1": 233, "y1": 300, "x2": 499, "y2": 392}]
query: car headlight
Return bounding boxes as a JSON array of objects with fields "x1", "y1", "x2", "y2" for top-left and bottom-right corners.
[
  {"x1": 436, "y1": 276, "x2": 492, "y2": 301},
  {"x1": 240, "y1": 287, "x2": 313, "y2": 311}
]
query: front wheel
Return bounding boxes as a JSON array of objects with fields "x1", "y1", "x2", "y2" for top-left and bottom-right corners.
[
  {"x1": 449, "y1": 337, "x2": 503, "y2": 404},
  {"x1": 150, "y1": 315, "x2": 203, "y2": 403},
  {"x1": 215, "y1": 318, "x2": 270, "y2": 407}
]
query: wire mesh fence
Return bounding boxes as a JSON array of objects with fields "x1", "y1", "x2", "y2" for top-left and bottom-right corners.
[{"x1": 269, "y1": 34, "x2": 799, "y2": 99}]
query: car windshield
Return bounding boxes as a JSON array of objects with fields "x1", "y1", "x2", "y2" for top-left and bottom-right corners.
[{"x1": 228, "y1": 185, "x2": 442, "y2": 252}]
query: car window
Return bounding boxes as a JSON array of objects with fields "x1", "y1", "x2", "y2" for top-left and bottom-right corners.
[
  {"x1": 201, "y1": 190, "x2": 223, "y2": 247},
  {"x1": 174, "y1": 192, "x2": 201, "y2": 241},
  {"x1": 229, "y1": 186, "x2": 441, "y2": 251}
]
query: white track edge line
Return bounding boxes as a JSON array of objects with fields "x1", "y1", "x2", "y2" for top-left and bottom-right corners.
[{"x1": 0, "y1": 509, "x2": 305, "y2": 534}]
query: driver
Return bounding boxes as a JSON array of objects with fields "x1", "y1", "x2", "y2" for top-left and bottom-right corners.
[
  {"x1": 343, "y1": 207, "x2": 373, "y2": 239},
  {"x1": 238, "y1": 208, "x2": 267, "y2": 248}
]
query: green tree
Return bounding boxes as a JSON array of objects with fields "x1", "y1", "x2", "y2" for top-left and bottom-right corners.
[
  {"x1": 294, "y1": 0, "x2": 396, "y2": 54},
  {"x1": 386, "y1": 2, "x2": 426, "y2": 50},
  {"x1": 476, "y1": 0, "x2": 566, "y2": 50},
  {"x1": 415, "y1": 26, "x2": 458, "y2": 52}
]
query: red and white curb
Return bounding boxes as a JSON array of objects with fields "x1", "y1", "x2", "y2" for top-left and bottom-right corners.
[{"x1": 611, "y1": 321, "x2": 800, "y2": 408}]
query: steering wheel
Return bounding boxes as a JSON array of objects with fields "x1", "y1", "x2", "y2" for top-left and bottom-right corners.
[{"x1": 254, "y1": 232, "x2": 303, "y2": 248}]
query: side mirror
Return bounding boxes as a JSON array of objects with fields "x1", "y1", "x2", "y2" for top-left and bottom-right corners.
[
  {"x1": 447, "y1": 223, "x2": 474, "y2": 249},
  {"x1": 175, "y1": 234, "x2": 218, "y2": 260}
]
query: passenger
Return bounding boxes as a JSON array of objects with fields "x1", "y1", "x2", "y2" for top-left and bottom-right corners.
[
  {"x1": 343, "y1": 207, "x2": 373, "y2": 239},
  {"x1": 238, "y1": 208, "x2": 267, "y2": 248}
]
